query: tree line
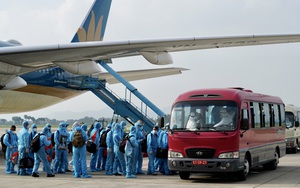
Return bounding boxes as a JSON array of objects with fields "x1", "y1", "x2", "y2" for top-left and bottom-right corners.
[{"x1": 0, "y1": 114, "x2": 170, "y2": 127}]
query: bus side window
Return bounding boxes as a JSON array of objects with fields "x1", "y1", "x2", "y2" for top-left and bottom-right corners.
[
  {"x1": 259, "y1": 103, "x2": 265, "y2": 128},
  {"x1": 250, "y1": 102, "x2": 255, "y2": 128},
  {"x1": 241, "y1": 109, "x2": 249, "y2": 130},
  {"x1": 252, "y1": 102, "x2": 261, "y2": 128},
  {"x1": 273, "y1": 104, "x2": 280, "y2": 127}
]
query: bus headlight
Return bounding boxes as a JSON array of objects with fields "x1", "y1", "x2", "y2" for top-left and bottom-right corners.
[
  {"x1": 168, "y1": 151, "x2": 184, "y2": 158},
  {"x1": 218, "y1": 151, "x2": 239, "y2": 158}
]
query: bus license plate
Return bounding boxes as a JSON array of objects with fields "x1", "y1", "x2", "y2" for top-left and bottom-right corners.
[{"x1": 192, "y1": 160, "x2": 207, "y2": 165}]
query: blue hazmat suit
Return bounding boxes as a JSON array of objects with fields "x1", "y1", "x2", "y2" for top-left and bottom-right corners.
[
  {"x1": 89, "y1": 122, "x2": 101, "y2": 172},
  {"x1": 4, "y1": 129, "x2": 18, "y2": 174},
  {"x1": 32, "y1": 126, "x2": 54, "y2": 176},
  {"x1": 134, "y1": 121, "x2": 145, "y2": 174},
  {"x1": 113, "y1": 123, "x2": 126, "y2": 174},
  {"x1": 154, "y1": 126, "x2": 162, "y2": 171},
  {"x1": 27, "y1": 124, "x2": 38, "y2": 174},
  {"x1": 158, "y1": 128, "x2": 172, "y2": 175},
  {"x1": 147, "y1": 129, "x2": 158, "y2": 175},
  {"x1": 53, "y1": 122, "x2": 69, "y2": 173},
  {"x1": 97, "y1": 124, "x2": 111, "y2": 170},
  {"x1": 105, "y1": 123, "x2": 115, "y2": 175},
  {"x1": 125, "y1": 126, "x2": 138, "y2": 178},
  {"x1": 17, "y1": 121, "x2": 30, "y2": 175},
  {"x1": 43, "y1": 124, "x2": 54, "y2": 172},
  {"x1": 70, "y1": 126, "x2": 91, "y2": 178},
  {"x1": 28, "y1": 124, "x2": 38, "y2": 158}
]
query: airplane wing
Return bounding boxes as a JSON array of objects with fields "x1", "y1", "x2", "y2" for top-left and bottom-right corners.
[
  {"x1": 1, "y1": 34, "x2": 300, "y2": 67},
  {"x1": 1, "y1": 33, "x2": 300, "y2": 87},
  {"x1": 99, "y1": 67, "x2": 188, "y2": 84}
]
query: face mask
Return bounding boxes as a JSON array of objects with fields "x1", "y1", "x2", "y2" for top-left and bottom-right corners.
[
  {"x1": 33, "y1": 128, "x2": 37, "y2": 132},
  {"x1": 12, "y1": 131, "x2": 16, "y2": 134}
]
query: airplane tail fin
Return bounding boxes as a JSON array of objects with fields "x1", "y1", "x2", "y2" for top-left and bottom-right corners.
[{"x1": 71, "y1": 0, "x2": 112, "y2": 43}]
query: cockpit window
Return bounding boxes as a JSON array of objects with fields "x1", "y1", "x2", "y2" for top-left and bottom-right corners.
[{"x1": 170, "y1": 100, "x2": 238, "y2": 132}]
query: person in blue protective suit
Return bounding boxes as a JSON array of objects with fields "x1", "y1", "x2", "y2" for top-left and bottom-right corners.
[
  {"x1": 105, "y1": 123, "x2": 115, "y2": 175},
  {"x1": 157, "y1": 125, "x2": 173, "y2": 175},
  {"x1": 70, "y1": 124, "x2": 91, "y2": 178},
  {"x1": 97, "y1": 124, "x2": 111, "y2": 171},
  {"x1": 4, "y1": 125, "x2": 18, "y2": 174},
  {"x1": 147, "y1": 126, "x2": 158, "y2": 175},
  {"x1": 31, "y1": 126, "x2": 55, "y2": 177},
  {"x1": 125, "y1": 126, "x2": 138, "y2": 178},
  {"x1": 17, "y1": 121, "x2": 30, "y2": 175},
  {"x1": 53, "y1": 122, "x2": 69, "y2": 174},
  {"x1": 154, "y1": 124, "x2": 163, "y2": 172},
  {"x1": 89, "y1": 121, "x2": 101, "y2": 172},
  {"x1": 120, "y1": 121, "x2": 127, "y2": 139},
  {"x1": 134, "y1": 120, "x2": 145, "y2": 174},
  {"x1": 27, "y1": 124, "x2": 38, "y2": 174},
  {"x1": 43, "y1": 124, "x2": 55, "y2": 172},
  {"x1": 113, "y1": 123, "x2": 126, "y2": 175}
]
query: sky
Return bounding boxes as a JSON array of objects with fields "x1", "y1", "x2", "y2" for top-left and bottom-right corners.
[{"x1": 0, "y1": 0, "x2": 300, "y2": 121}]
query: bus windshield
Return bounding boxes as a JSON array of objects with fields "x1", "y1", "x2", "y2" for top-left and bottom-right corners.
[
  {"x1": 170, "y1": 100, "x2": 238, "y2": 132},
  {"x1": 285, "y1": 112, "x2": 294, "y2": 128}
]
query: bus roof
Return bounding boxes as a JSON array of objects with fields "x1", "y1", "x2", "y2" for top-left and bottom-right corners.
[
  {"x1": 173, "y1": 87, "x2": 283, "y2": 105},
  {"x1": 285, "y1": 104, "x2": 300, "y2": 113}
]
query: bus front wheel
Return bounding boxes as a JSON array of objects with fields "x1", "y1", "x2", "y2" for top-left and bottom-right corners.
[
  {"x1": 179, "y1": 171, "x2": 190, "y2": 180},
  {"x1": 236, "y1": 157, "x2": 249, "y2": 181}
]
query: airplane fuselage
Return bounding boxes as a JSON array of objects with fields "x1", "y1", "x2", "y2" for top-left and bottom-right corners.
[{"x1": 0, "y1": 67, "x2": 86, "y2": 113}]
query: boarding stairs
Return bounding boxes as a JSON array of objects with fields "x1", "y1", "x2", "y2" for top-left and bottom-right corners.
[{"x1": 69, "y1": 75, "x2": 161, "y2": 133}]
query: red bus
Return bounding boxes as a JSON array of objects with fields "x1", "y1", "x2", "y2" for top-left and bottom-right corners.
[{"x1": 168, "y1": 88, "x2": 286, "y2": 181}]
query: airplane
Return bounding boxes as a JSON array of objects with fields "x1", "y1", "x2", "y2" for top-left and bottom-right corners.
[{"x1": 1, "y1": 0, "x2": 300, "y2": 117}]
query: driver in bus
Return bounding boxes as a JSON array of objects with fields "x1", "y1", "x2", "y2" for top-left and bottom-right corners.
[
  {"x1": 213, "y1": 107, "x2": 235, "y2": 128},
  {"x1": 186, "y1": 112, "x2": 203, "y2": 130}
]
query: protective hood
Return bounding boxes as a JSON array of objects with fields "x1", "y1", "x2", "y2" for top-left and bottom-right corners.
[
  {"x1": 46, "y1": 123, "x2": 52, "y2": 133},
  {"x1": 31, "y1": 124, "x2": 37, "y2": 133},
  {"x1": 81, "y1": 124, "x2": 87, "y2": 132},
  {"x1": 129, "y1": 126, "x2": 137, "y2": 136},
  {"x1": 22, "y1": 121, "x2": 29, "y2": 130},
  {"x1": 58, "y1": 122, "x2": 67, "y2": 131},
  {"x1": 120, "y1": 121, "x2": 126, "y2": 129},
  {"x1": 114, "y1": 123, "x2": 121, "y2": 132},
  {"x1": 42, "y1": 126, "x2": 50, "y2": 135},
  {"x1": 75, "y1": 126, "x2": 82, "y2": 132},
  {"x1": 94, "y1": 122, "x2": 102, "y2": 130}
]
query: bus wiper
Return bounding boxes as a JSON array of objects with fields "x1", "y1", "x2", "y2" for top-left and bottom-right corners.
[{"x1": 210, "y1": 127, "x2": 229, "y2": 135}]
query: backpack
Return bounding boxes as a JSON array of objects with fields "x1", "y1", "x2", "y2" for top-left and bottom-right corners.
[
  {"x1": 99, "y1": 130, "x2": 110, "y2": 147},
  {"x1": 30, "y1": 133, "x2": 44, "y2": 153},
  {"x1": 51, "y1": 132, "x2": 55, "y2": 147},
  {"x1": 86, "y1": 140, "x2": 97, "y2": 153},
  {"x1": 72, "y1": 130, "x2": 85, "y2": 148},
  {"x1": 1, "y1": 133, "x2": 10, "y2": 157},
  {"x1": 119, "y1": 135, "x2": 133, "y2": 153}
]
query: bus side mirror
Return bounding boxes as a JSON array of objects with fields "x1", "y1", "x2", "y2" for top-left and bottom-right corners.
[
  {"x1": 241, "y1": 119, "x2": 249, "y2": 130},
  {"x1": 295, "y1": 121, "x2": 299, "y2": 127}
]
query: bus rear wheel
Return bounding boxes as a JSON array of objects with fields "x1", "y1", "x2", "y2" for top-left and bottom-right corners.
[
  {"x1": 263, "y1": 150, "x2": 279, "y2": 170},
  {"x1": 179, "y1": 171, "x2": 190, "y2": 180},
  {"x1": 236, "y1": 157, "x2": 249, "y2": 181}
]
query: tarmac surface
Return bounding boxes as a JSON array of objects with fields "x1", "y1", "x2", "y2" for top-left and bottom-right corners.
[
  {"x1": 1, "y1": 150, "x2": 300, "y2": 187},
  {"x1": 1, "y1": 126, "x2": 300, "y2": 187}
]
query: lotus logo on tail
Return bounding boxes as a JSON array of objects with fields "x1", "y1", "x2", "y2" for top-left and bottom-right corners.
[{"x1": 76, "y1": 11, "x2": 104, "y2": 42}]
